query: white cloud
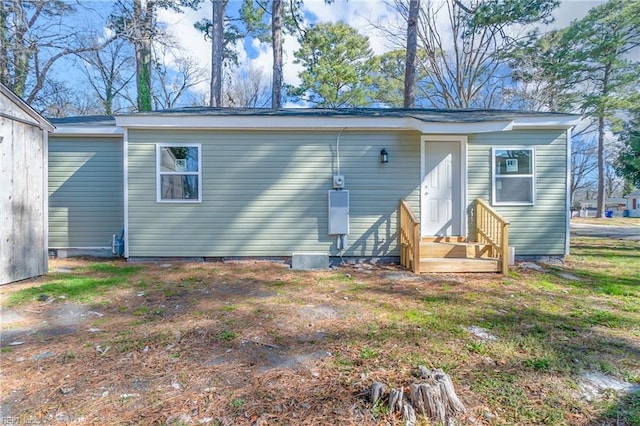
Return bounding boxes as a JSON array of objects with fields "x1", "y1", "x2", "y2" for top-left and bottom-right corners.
[
  {"x1": 282, "y1": 33, "x2": 303, "y2": 87},
  {"x1": 157, "y1": 4, "x2": 213, "y2": 96},
  {"x1": 550, "y1": 0, "x2": 606, "y2": 29},
  {"x1": 303, "y1": 1, "x2": 404, "y2": 54}
]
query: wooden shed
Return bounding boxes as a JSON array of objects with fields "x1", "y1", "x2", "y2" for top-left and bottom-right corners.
[{"x1": 0, "y1": 83, "x2": 54, "y2": 284}]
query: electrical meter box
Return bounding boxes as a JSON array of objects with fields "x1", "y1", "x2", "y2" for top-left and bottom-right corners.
[{"x1": 328, "y1": 190, "x2": 349, "y2": 235}]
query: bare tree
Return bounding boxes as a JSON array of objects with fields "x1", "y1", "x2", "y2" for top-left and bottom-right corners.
[
  {"x1": 153, "y1": 50, "x2": 208, "y2": 109},
  {"x1": 77, "y1": 38, "x2": 136, "y2": 115},
  {"x1": 416, "y1": 0, "x2": 501, "y2": 108},
  {"x1": 605, "y1": 161, "x2": 624, "y2": 199},
  {"x1": 224, "y1": 64, "x2": 270, "y2": 107},
  {"x1": 0, "y1": 0, "x2": 110, "y2": 109},
  {"x1": 414, "y1": 0, "x2": 558, "y2": 108},
  {"x1": 571, "y1": 136, "x2": 598, "y2": 207}
]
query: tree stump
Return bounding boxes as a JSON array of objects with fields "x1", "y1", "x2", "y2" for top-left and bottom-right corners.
[
  {"x1": 412, "y1": 366, "x2": 466, "y2": 420},
  {"x1": 369, "y1": 366, "x2": 465, "y2": 425},
  {"x1": 371, "y1": 381, "x2": 387, "y2": 405}
]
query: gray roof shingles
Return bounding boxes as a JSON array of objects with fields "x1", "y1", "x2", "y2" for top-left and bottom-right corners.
[{"x1": 49, "y1": 108, "x2": 578, "y2": 127}]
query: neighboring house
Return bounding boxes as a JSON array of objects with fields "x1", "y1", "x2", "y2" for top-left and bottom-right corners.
[
  {"x1": 579, "y1": 198, "x2": 628, "y2": 217},
  {"x1": 49, "y1": 108, "x2": 579, "y2": 273},
  {"x1": 607, "y1": 198, "x2": 627, "y2": 212},
  {"x1": 625, "y1": 190, "x2": 640, "y2": 218},
  {"x1": 0, "y1": 83, "x2": 54, "y2": 285}
]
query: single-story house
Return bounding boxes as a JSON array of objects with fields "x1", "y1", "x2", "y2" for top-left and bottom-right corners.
[
  {"x1": 49, "y1": 108, "x2": 579, "y2": 273},
  {"x1": 0, "y1": 83, "x2": 54, "y2": 285},
  {"x1": 625, "y1": 189, "x2": 640, "y2": 218},
  {"x1": 578, "y1": 198, "x2": 628, "y2": 217}
]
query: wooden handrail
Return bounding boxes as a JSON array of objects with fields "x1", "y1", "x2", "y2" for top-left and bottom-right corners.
[
  {"x1": 399, "y1": 199, "x2": 420, "y2": 273},
  {"x1": 475, "y1": 199, "x2": 510, "y2": 275}
]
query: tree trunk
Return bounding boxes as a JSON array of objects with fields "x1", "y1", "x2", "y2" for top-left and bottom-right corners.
[
  {"x1": 0, "y1": 1, "x2": 10, "y2": 88},
  {"x1": 210, "y1": 0, "x2": 224, "y2": 107},
  {"x1": 11, "y1": 1, "x2": 32, "y2": 98},
  {"x1": 271, "y1": 0, "x2": 283, "y2": 109},
  {"x1": 134, "y1": 0, "x2": 153, "y2": 112},
  {"x1": 403, "y1": 0, "x2": 420, "y2": 108},
  {"x1": 596, "y1": 114, "x2": 606, "y2": 218},
  {"x1": 596, "y1": 63, "x2": 611, "y2": 218}
]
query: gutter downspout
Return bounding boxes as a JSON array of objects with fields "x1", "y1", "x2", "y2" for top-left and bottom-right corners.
[
  {"x1": 43, "y1": 128, "x2": 49, "y2": 274},
  {"x1": 565, "y1": 127, "x2": 572, "y2": 256},
  {"x1": 123, "y1": 128, "x2": 129, "y2": 258}
]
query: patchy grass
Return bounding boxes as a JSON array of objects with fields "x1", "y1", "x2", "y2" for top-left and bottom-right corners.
[
  {"x1": 567, "y1": 237, "x2": 640, "y2": 297},
  {"x1": 0, "y1": 241, "x2": 638, "y2": 425},
  {"x1": 4, "y1": 260, "x2": 141, "y2": 306},
  {"x1": 572, "y1": 217, "x2": 640, "y2": 227}
]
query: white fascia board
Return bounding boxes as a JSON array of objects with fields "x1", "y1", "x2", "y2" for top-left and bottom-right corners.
[
  {"x1": 52, "y1": 126, "x2": 125, "y2": 136},
  {"x1": 115, "y1": 115, "x2": 516, "y2": 134},
  {"x1": 511, "y1": 116, "x2": 581, "y2": 129},
  {"x1": 415, "y1": 121, "x2": 513, "y2": 134},
  {"x1": 115, "y1": 115, "x2": 419, "y2": 130}
]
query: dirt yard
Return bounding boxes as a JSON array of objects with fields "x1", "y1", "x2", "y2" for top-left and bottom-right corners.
[{"x1": 1, "y1": 254, "x2": 638, "y2": 425}]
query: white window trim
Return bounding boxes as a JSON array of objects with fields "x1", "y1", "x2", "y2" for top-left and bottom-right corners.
[
  {"x1": 156, "y1": 143, "x2": 202, "y2": 203},
  {"x1": 491, "y1": 146, "x2": 536, "y2": 206}
]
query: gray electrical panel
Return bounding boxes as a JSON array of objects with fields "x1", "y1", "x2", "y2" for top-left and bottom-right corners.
[{"x1": 328, "y1": 190, "x2": 349, "y2": 235}]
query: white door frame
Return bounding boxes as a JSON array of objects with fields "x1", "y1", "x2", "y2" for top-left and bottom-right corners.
[{"x1": 420, "y1": 135, "x2": 468, "y2": 237}]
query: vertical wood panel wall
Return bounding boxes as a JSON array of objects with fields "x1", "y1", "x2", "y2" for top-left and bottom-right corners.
[{"x1": 0, "y1": 92, "x2": 48, "y2": 284}]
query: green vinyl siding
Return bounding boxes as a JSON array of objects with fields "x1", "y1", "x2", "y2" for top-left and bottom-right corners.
[
  {"x1": 127, "y1": 129, "x2": 420, "y2": 257},
  {"x1": 467, "y1": 130, "x2": 568, "y2": 256},
  {"x1": 49, "y1": 136, "x2": 123, "y2": 248}
]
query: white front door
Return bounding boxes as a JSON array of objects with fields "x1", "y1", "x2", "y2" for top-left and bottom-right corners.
[{"x1": 422, "y1": 140, "x2": 461, "y2": 236}]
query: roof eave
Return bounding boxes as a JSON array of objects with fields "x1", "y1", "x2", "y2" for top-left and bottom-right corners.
[
  {"x1": 115, "y1": 115, "x2": 518, "y2": 134},
  {"x1": 52, "y1": 126, "x2": 124, "y2": 136},
  {"x1": 511, "y1": 116, "x2": 581, "y2": 130}
]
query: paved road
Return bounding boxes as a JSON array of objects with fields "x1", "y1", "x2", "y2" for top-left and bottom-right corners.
[{"x1": 570, "y1": 223, "x2": 640, "y2": 241}]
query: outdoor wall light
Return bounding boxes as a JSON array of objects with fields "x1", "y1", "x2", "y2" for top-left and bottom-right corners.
[{"x1": 380, "y1": 148, "x2": 389, "y2": 164}]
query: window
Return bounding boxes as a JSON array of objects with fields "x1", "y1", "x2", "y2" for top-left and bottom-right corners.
[
  {"x1": 157, "y1": 144, "x2": 201, "y2": 202},
  {"x1": 492, "y1": 147, "x2": 535, "y2": 205}
]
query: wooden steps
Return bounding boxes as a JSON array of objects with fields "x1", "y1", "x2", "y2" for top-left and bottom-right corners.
[
  {"x1": 419, "y1": 258, "x2": 500, "y2": 273},
  {"x1": 398, "y1": 200, "x2": 509, "y2": 275},
  {"x1": 420, "y1": 241, "x2": 493, "y2": 259},
  {"x1": 418, "y1": 237, "x2": 500, "y2": 273}
]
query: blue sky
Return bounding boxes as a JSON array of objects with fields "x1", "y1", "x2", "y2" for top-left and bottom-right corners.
[{"x1": 41, "y1": 0, "x2": 607, "y2": 110}]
